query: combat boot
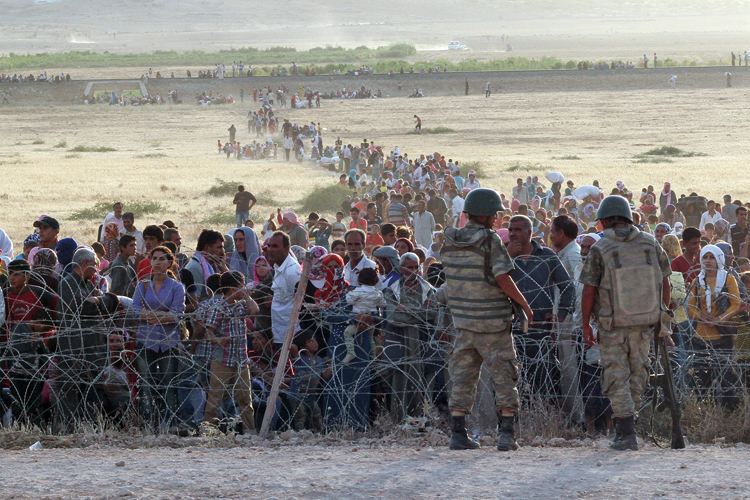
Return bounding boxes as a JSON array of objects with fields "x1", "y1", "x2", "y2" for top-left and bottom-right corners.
[
  {"x1": 449, "y1": 415, "x2": 480, "y2": 450},
  {"x1": 610, "y1": 416, "x2": 638, "y2": 451},
  {"x1": 496, "y1": 415, "x2": 519, "y2": 451}
]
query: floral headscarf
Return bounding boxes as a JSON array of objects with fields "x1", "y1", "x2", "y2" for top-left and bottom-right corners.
[
  {"x1": 308, "y1": 246, "x2": 328, "y2": 285},
  {"x1": 104, "y1": 223, "x2": 120, "y2": 240},
  {"x1": 290, "y1": 245, "x2": 307, "y2": 263},
  {"x1": 32, "y1": 247, "x2": 58, "y2": 277},
  {"x1": 314, "y1": 253, "x2": 349, "y2": 307}
]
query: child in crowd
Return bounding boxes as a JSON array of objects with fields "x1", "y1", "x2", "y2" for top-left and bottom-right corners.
[
  {"x1": 331, "y1": 212, "x2": 347, "y2": 240},
  {"x1": 343, "y1": 268, "x2": 385, "y2": 364},
  {"x1": 365, "y1": 224, "x2": 384, "y2": 256},
  {"x1": 203, "y1": 271, "x2": 259, "y2": 432},
  {"x1": 311, "y1": 218, "x2": 332, "y2": 251},
  {"x1": 288, "y1": 331, "x2": 332, "y2": 431}
]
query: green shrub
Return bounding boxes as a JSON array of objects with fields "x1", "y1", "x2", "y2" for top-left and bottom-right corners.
[
  {"x1": 641, "y1": 146, "x2": 707, "y2": 157},
  {"x1": 300, "y1": 184, "x2": 354, "y2": 214},
  {"x1": 32, "y1": 139, "x2": 44, "y2": 145},
  {"x1": 207, "y1": 178, "x2": 241, "y2": 197},
  {"x1": 53, "y1": 140, "x2": 67, "y2": 148},
  {"x1": 460, "y1": 161, "x2": 485, "y2": 178},
  {"x1": 407, "y1": 126, "x2": 455, "y2": 135}
]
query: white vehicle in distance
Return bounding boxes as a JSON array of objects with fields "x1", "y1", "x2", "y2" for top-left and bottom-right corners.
[{"x1": 448, "y1": 41, "x2": 467, "y2": 50}]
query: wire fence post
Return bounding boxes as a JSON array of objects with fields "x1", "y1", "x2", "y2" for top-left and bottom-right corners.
[{"x1": 259, "y1": 253, "x2": 312, "y2": 439}]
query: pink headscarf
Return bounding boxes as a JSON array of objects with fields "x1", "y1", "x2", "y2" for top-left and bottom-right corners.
[
  {"x1": 496, "y1": 228, "x2": 510, "y2": 244},
  {"x1": 511, "y1": 199, "x2": 520, "y2": 212},
  {"x1": 283, "y1": 211, "x2": 302, "y2": 226},
  {"x1": 253, "y1": 256, "x2": 270, "y2": 287}
]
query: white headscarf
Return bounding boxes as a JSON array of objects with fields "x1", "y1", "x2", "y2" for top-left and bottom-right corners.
[
  {"x1": 697, "y1": 244, "x2": 727, "y2": 311},
  {"x1": 0, "y1": 228, "x2": 13, "y2": 265}
]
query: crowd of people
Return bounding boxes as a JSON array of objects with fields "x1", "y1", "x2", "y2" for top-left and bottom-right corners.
[
  {"x1": 2, "y1": 131, "x2": 750, "y2": 439},
  {"x1": 1, "y1": 72, "x2": 71, "y2": 83}
]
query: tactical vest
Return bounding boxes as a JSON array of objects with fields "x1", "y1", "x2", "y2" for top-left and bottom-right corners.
[
  {"x1": 441, "y1": 231, "x2": 513, "y2": 332},
  {"x1": 594, "y1": 230, "x2": 662, "y2": 331}
]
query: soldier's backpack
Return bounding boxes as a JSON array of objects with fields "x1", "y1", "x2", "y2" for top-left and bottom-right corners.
[{"x1": 593, "y1": 230, "x2": 662, "y2": 331}]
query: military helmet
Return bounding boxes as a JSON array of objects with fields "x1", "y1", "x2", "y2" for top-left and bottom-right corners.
[
  {"x1": 463, "y1": 188, "x2": 504, "y2": 217},
  {"x1": 595, "y1": 195, "x2": 633, "y2": 222}
]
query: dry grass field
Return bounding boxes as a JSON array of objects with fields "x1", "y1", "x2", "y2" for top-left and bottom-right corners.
[{"x1": 1, "y1": 81, "x2": 749, "y2": 250}]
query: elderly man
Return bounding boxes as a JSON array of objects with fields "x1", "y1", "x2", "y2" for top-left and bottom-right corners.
[
  {"x1": 279, "y1": 210, "x2": 308, "y2": 248},
  {"x1": 55, "y1": 247, "x2": 120, "y2": 433},
  {"x1": 383, "y1": 252, "x2": 436, "y2": 422},
  {"x1": 267, "y1": 231, "x2": 301, "y2": 346},
  {"x1": 507, "y1": 215, "x2": 574, "y2": 399},
  {"x1": 411, "y1": 200, "x2": 436, "y2": 250},
  {"x1": 344, "y1": 229, "x2": 376, "y2": 285},
  {"x1": 373, "y1": 245, "x2": 401, "y2": 288}
]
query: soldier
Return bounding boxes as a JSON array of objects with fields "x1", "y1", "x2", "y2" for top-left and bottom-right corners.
[
  {"x1": 441, "y1": 188, "x2": 533, "y2": 451},
  {"x1": 580, "y1": 196, "x2": 673, "y2": 451}
]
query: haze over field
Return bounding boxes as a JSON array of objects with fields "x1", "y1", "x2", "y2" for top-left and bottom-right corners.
[{"x1": 2, "y1": 0, "x2": 750, "y2": 63}]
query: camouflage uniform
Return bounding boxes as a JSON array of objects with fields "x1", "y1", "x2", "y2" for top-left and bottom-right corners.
[
  {"x1": 442, "y1": 222, "x2": 519, "y2": 414},
  {"x1": 579, "y1": 226, "x2": 671, "y2": 418}
]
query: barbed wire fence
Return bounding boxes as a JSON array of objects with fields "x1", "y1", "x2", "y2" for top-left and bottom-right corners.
[{"x1": 1, "y1": 255, "x2": 749, "y2": 444}]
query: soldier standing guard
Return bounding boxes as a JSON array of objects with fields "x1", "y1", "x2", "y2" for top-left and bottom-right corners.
[
  {"x1": 580, "y1": 196, "x2": 673, "y2": 451},
  {"x1": 441, "y1": 188, "x2": 533, "y2": 451}
]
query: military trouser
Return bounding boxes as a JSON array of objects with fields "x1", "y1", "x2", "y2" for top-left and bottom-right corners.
[
  {"x1": 598, "y1": 326, "x2": 651, "y2": 419},
  {"x1": 448, "y1": 326, "x2": 520, "y2": 415}
]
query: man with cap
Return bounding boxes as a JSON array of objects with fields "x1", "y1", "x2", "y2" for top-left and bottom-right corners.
[
  {"x1": 464, "y1": 171, "x2": 480, "y2": 192},
  {"x1": 441, "y1": 187, "x2": 533, "y2": 451},
  {"x1": 279, "y1": 210, "x2": 308, "y2": 248},
  {"x1": 580, "y1": 195, "x2": 672, "y2": 451},
  {"x1": 28, "y1": 215, "x2": 60, "y2": 265}
]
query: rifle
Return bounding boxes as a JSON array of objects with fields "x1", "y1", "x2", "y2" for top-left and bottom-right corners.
[{"x1": 651, "y1": 325, "x2": 686, "y2": 449}]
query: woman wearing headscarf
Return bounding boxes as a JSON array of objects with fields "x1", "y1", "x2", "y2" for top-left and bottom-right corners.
[
  {"x1": 713, "y1": 218, "x2": 731, "y2": 244},
  {"x1": 228, "y1": 227, "x2": 262, "y2": 284},
  {"x1": 223, "y1": 233, "x2": 235, "y2": 265},
  {"x1": 654, "y1": 222, "x2": 671, "y2": 244},
  {"x1": 102, "y1": 223, "x2": 120, "y2": 263},
  {"x1": 55, "y1": 238, "x2": 79, "y2": 276},
  {"x1": 687, "y1": 244, "x2": 741, "y2": 406},
  {"x1": 0, "y1": 228, "x2": 14, "y2": 267},
  {"x1": 250, "y1": 256, "x2": 274, "y2": 333},
  {"x1": 30, "y1": 247, "x2": 59, "y2": 292}
]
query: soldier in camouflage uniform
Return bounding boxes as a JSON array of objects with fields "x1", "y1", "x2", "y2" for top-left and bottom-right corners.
[
  {"x1": 441, "y1": 188, "x2": 533, "y2": 451},
  {"x1": 580, "y1": 195, "x2": 672, "y2": 451}
]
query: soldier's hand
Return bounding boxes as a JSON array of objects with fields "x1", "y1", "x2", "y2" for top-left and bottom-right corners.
[{"x1": 583, "y1": 324, "x2": 596, "y2": 346}]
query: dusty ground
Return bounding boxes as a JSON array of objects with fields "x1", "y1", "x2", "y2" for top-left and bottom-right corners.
[
  {"x1": 1, "y1": 441, "x2": 749, "y2": 499},
  {"x1": 1, "y1": 73, "x2": 749, "y2": 250}
]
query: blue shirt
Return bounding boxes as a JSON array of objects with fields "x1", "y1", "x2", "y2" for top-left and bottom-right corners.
[
  {"x1": 131, "y1": 277, "x2": 186, "y2": 352},
  {"x1": 511, "y1": 240, "x2": 574, "y2": 323}
]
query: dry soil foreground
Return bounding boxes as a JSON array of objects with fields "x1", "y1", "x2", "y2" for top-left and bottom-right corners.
[{"x1": 0, "y1": 442, "x2": 748, "y2": 499}]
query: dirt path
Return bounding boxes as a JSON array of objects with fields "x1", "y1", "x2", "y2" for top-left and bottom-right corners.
[{"x1": 1, "y1": 441, "x2": 748, "y2": 499}]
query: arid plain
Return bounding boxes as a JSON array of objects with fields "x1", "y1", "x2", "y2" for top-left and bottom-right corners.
[{"x1": 1, "y1": 76, "x2": 749, "y2": 249}]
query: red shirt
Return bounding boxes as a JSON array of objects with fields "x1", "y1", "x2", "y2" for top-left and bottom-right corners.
[
  {"x1": 3, "y1": 287, "x2": 57, "y2": 342},
  {"x1": 671, "y1": 254, "x2": 700, "y2": 286},
  {"x1": 137, "y1": 258, "x2": 152, "y2": 280},
  {"x1": 350, "y1": 219, "x2": 367, "y2": 231},
  {"x1": 366, "y1": 233, "x2": 384, "y2": 248}
]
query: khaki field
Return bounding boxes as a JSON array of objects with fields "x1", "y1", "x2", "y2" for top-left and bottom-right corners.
[{"x1": 1, "y1": 80, "x2": 749, "y2": 250}]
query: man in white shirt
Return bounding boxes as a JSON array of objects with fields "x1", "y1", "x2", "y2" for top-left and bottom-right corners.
[
  {"x1": 118, "y1": 212, "x2": 145, "y2": 254},
  {"x1": 464, "y1": 170, "x2": 480, "y2": 191},
  {"x1": 449, "y1": 188, "x2": 465, "y2": 228},
  {"x1": 549, "y1": 215, "x2": 584, "y2": 425},
  {"x1": 411, "y1": 200, "x2": 436, "y2": 249},
  {"x1": 100, "y1": 202, "x2": 125, "y2": 241},
  {"x1": 699, "y1": 200, "x2": 723, "y2": 230},
  {"x1": 343, "y1": 229, "x2": 376, "y2": 285},
  {"x1": 267, "y1": 232, "x2": 301, "y2": 346},
  {"x1": 512, "y1": 178, "x2": 529, "y2": 205}
]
